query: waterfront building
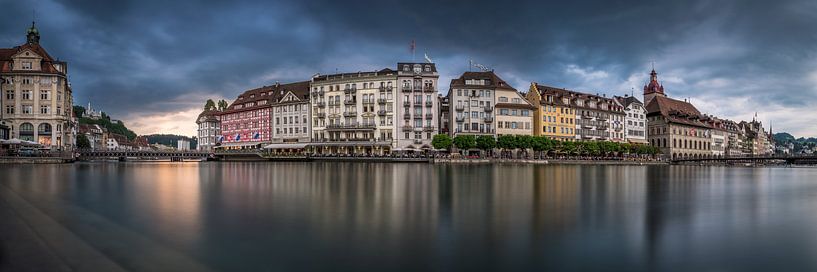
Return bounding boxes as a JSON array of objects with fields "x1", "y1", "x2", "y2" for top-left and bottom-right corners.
[
  {"x1": 643, "y1": 69, "x2": 713, "y2": 159},
  {"x1": 448, "y1": 71, "x2": 514, "y2": 137},
  {"x1": 526, "y1": 84, "x2": 576, "y2": 141},
  {"x1": 723, "y1": 119, "x2": 750, "y2": 156},
  {"x1": 739, "y1": 119, "x2": 772, "y2": 156},
  {"x1": 106, "y1": 133, "x2": 131, "y2": 150},
  {"x1": 494, "y1": 86, "x2": 535, "y2": 136},
  {"x1": 0, "y1": 22, "x2": 75, "y2": 148},
  {"x1": 196, "y1": 108, "x2": 221, "y2": 151},
  {"x1": 438, "y1": 94, "x2": 450, "y2": 135},
  {"x1": 177, "y1": 139, "x2": 190, "y2": 151},
  {"x1": 572, "y1": 92, "x2": 623, "y2": 142},
  {"x1": 270, "y1": 81, "x2": 311, "y2": 143},
  {"x1": 309, "y1": 68, "x2": 397, "y2": 155},
  {"x1": 708, "y1": 117, "x2": 727, "y2": 157},
  {"x1": 0, "y1": 120, "x2": 9, "y2": 140},
  {"x1": 78, "y1": 123, "x2": 107, "y2": 150},
  {"x1": 219, "y1": 85, "x2": 276, "y2": 149},
  {"x1": 614, "y1": 95, "x2": 648, "y2": 144},
  {"x1": 395, "y1": 63, "x2": 439, "y2": 150}
]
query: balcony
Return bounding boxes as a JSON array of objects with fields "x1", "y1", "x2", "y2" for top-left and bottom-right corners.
[
  {"x1": 413, "y1": 114, "x2": 423, "y2": 119},
  {"x1": 414, "y1": 102, "x2": 423, "y2": 108},
  {"x1": 316, "y1": 102, "x2": 326, "y2": 107},
  {"x1": 425, "y1": 101, "x2": 433, "y2": 107},
  {"x1": 362, "y1": 100, "x2": 375, "y2": 106},
  {"x1": 344, "y1": 99, "x2": 356, "y2": 104},
  {"x1": 377, "y1": 98, "x2": 387, "y2": 104},
  {"x1": 425, "y1": 113, "x2": 433, "y2": 119},
  {"x1": 483, "y1": 117, "x2": 494, "y2": 123},
  {"x1": 401, "y1": 86, "x2": 412, "y2": 92},
  {"x1": 343, "y1": 88, "x2": 357, "y2": 94},
  {"x1": 403, "y1": 114, "x2": 411, "y2": 120},
  {"x1": 455, "y1": 116, "x2": 465, "y2": 122},
  {"x1": 377, "y1": 110, "x2": 387, "y2": 116},
  {"x1": 402, "y1": 125, "x2": 414, "y2": 132},
  {"x1": 484, "y1": 106, "x2": 493, "y2": 112},
  {"x1": 423, "y1": 86, "x2": 435, "y2": 93},
  {"x1": 423, "y1": 126, "x2": 436, "y2": 132},
  {"x1": 316, "y1": 112, "x2": 326, "y2": 118},
  {"x1": 403, "y1": 101, "x2": 411, "y2": 107},
  {"x1": 343, "y1": 111, "x2": 357, "y2": 117},
  {"x1": 328, "y1": 101, "x2": 337, "y2": 106},
  {"x1": 413, "y1": 85, "x2": 423, "y2": 91},
  {"x1": 455, "y1": 105, "x2": 465, "y2": 111},
  {"x1": 326, "y1": 123, "x2": 376, "y2": 131},
  {"x1": 379, "y1": 86, "x2": 392, "y2": 92}
]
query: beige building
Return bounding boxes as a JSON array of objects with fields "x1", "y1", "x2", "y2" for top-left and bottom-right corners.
[
  {"x1": 1, "y1": 22, "x2": 74, "y2": 149},
  {"x1": 196, "y1": 109, "x2": 221, "y2": 151},
  {"x1": 396, "y1": 62, "x2": 439, "y2": 150},
  {"x1": 494, "y1": 87, "x2": 535, "y2": 136},
  {"x1": 310, "y1": 69, "x2": 397, "y2": 155}
]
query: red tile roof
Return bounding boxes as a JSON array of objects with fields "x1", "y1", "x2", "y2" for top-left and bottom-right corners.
[
  {"x1": 450, "y1": 71, "x2": 517, "y2": 91},
  {"x1": 646, "y1": 96, "x2": 713, "y2": 128}
]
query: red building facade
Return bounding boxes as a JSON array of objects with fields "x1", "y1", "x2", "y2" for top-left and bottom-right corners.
[{"x1": 219, "y1": 86, "x2": 275, "y2": 149}]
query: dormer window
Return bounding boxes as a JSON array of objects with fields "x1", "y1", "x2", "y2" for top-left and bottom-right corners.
[
  {"x1": 424, "y1": 66, "x2": 430, "y2": 72},
  {"x1": 21, "y1": 61, "x2": 32, "y2": 70},
  {"x1": 403, "y1": 65, "x2": 410, "y2": 71}
]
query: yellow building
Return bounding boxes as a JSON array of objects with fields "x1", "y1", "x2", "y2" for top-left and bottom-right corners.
[{"x1": 525, "y1": 83, "x2": 576, "y2": 140}]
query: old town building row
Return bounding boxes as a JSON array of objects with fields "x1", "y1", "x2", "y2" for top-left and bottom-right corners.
[{"x1": 196, "y1": 61, "x2": 775, "y2": 158}]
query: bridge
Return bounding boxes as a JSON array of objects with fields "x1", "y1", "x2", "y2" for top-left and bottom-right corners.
[
  {"x1": 672, "y1": 155, "x2": 817, "y2": 164},
  {"x1": 78, "y1": 150, "x2": 213, "y2": 161}
]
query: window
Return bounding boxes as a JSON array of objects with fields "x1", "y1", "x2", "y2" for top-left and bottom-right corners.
[
  {"x1": 22, "y1": 105, "x2": 33, "y2": 114},
  {"x1": 40, "y1": 90, "x2": 50, "y2": 100},
  {"x1": 21, "y1": 61, "x2": 32, "y2": 70},
  {"x1": 5, "y1": 90, "x2": 13, "y2": 100},
  {"x1": 5, "y1": 105, "x2": 13, "y2": 114},
  {"x1": 40, "y1": 105, "x2": 49, "y2": 114},
  {"x1": 21, "y1": 90, "x2": 32, "y2": 100}
]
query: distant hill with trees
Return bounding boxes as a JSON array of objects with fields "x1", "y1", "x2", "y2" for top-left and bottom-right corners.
[{"x1": 144, "y1": 134, "x2": 198, "y2": 149}]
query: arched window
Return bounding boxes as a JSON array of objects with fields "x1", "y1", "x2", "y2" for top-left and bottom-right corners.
[
  {"x1": 19, "y1": 123, "x2": 34, "y2": 133},
  {"x1": 38, "y1": 123, "x2": 52, "y2": 134}
]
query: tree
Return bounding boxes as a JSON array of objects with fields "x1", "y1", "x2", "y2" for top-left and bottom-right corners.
[
  {"x1": 560, "y1": 141, "x2": 577, "y2": 156},
  {"x1": 204, "y1": 99, "x2": 216, "y2": 111},
  {"x1": 77, "y1": 134, "x2": 91, "y2": 149},
  {"x1": 73, "y1": 105, "x2": 86, "y2": 118},
  {"x1": 431, "y1": 134, "x2": 453, "y2": 150},
  {"x1": 531, "y1": 136, "x2": 553, "y2": 158},
  {"x1": 217, "y1": 100, "x2": 229, "y2": 111},
  {"x1": 476, "y1": 135, "x2": 496, "y2": 156},
  {"x1": 453, "y1": 135, "x2": 476, "y2": 153}
]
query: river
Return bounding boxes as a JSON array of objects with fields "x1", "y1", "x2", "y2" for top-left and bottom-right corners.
[{"x1": 1, "y1": 162, "x2": 816, "y2": 271}]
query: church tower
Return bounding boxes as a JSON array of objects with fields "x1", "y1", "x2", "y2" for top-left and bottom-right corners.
[{"x1": 643, "y1": 69, "x2": 666, "y2": 105}]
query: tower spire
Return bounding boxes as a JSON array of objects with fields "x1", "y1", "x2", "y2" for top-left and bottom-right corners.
[{"x1": 26, "y1": 20, "x2": 40, "y2": 45}]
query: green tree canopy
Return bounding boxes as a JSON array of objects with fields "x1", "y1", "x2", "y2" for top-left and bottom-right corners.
[
  {"x1": 431, "y1": 134, "x2": 453, "y2": 150},
  {"x1": 76, "y1": 134, "x2": 91, "y2": 149},
  {"x1": 217, "y1": 100, "x2": 229, "y2": 111},
  {"x1": 453, "y1": 135, "x2": 476, "y2": 151},
  {"x1": 204, "y1": 99, "x2": 216, "y2": 111},
  {"x1": 476, "y1": 135, "x2": 496, "y2": 151},
  {"x1": 497, "y1": 135, "x2": 517, "y2": 150}
]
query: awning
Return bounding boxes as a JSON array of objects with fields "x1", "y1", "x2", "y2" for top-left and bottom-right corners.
[
  {"x1": 0, "y1": 138, "x2": 40, "y2": 146},
  {"x1": 263, "y1": 143, "x2": 309, "y2": 149},
  {"x1": 308, "y1": 142, "x2": 392, "y2": 147},
  {"x1": 219, "y1": 142, "x2": 265, "y2": 147}
]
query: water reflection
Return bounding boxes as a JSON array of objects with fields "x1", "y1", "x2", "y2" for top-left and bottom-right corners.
[{"x1": 2, "y1": 163, "x2": 817, "y2": 271}]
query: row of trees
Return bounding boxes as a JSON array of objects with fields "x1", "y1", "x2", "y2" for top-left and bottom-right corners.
[{"x1": 432, "y1": 134, "x2": 660, "y2": 157}]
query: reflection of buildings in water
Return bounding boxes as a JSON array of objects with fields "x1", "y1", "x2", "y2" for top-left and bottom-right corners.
[
  {"x1": 532, "y1": 165, "x2": 582, "y2": 235},
  {"x1": 131, "y1": 164, "x2": 203, "y2": 247}
]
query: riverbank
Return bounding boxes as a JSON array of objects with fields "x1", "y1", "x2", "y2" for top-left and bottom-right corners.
[{"x1": 0, "y1": 157, "x2": 75, "y2": 164}]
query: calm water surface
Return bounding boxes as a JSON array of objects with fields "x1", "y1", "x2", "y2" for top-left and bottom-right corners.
[{"x1": 2, "y1": 162, "x2": 817, "y2": 271}]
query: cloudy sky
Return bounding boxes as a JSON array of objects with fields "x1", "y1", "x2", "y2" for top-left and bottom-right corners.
[{"x1": 2, "y1": 0, "x2": 816, "y2": 137}]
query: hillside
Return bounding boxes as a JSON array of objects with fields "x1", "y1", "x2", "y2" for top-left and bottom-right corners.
[{"x1": 74, "y1": 105, "x2": 137, "y2": 140}]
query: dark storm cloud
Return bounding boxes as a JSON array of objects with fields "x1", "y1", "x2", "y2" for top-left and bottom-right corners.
[{"x1": 2, "y1": 0, "x2": 816, "y2": 135}]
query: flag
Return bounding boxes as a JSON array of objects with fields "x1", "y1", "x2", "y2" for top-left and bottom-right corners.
[
  {"x1": 253, "y1": 132, "x2": 260, "y2": 139},
  {"x1": 217, "y1": 135, "x2": 224, "y2": 143},
  {"x1": 424, "y1": 52, "x2": 433, "y2": 63},
  {"x1": 235, "y1": 134, "x2": 241, "y2": 141}
]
